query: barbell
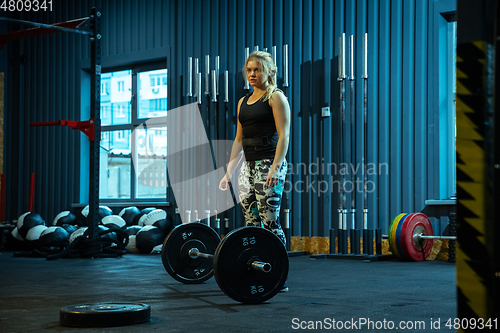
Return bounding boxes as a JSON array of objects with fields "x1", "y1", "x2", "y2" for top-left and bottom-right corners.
[
  {"x1": 388, "y1": 213, "x2": 456, "y2": 261},
  {"x1": 160, "y1": 223, "x2": 289, "y2": 304}
]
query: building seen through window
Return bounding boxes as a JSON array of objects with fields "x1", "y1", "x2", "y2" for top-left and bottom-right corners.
[{"x1": 99, "y1": 67, "x2": 168, "y2": 200}]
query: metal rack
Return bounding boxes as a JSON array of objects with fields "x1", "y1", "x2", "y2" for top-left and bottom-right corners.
[{"x1": 0, "y1": 8, "x2": 102, "y2": 240}]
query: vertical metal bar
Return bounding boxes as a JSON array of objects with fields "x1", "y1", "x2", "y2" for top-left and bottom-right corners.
[
  {"x1": 361, "y1": 32, "x2": 374, "y2": 256},
  {"x1": 338, "y1": 34, "x2": 346, "y2": 231},
  {"x1": 205, "y1": 55, "x2": 210, "y2": 95},
  {"x1": 205, "y1": 210, "x2": 211, "y2": 226},
  {"x1": 339, "y1": 34, "x2": 346, "y2": 79},
  {"x1": 224, "y1": 70, "x2": 229, "y2": 103},
  {"x1": 194, "y1": 58, "x2": 199, "y2": 99},
  {"x1": 272, "y1": 45, "x2": 277, "y2": 65},
  {"x1": 263, "y1": 47, "x2": 268, "y2": 52},
  {"x1": 254, "y1": 46, "x2": 259, "y2": 51},
  {"x1": 341, "y1": 38, "x2": 347, "y2": 252},
  {"x1": 283, "y1": 44, "x2": 289, "y2": 87},
  {"x1": 215, "y1": 56, "x2": 220, "y2": 95},
  {"x1": 362, "y1": 33, "x2": 369, "y2": 231},
  {"x1": 349, "y1": 35, "x2": 355, "y2": 81},
  {"x1": 211, "y1": 70, "x2": 217, "y2": 102},
  {"x1": 244, "y1": 47, "x2": 250, "y2": 89},
  {"x1": 349, "y1": 35, "x2": 356, "y2": 231},
  {"x1": 187, "y1": 57, "x2": 193, "y2": 97},
  {"x1": 362, "y1": 33, "x2": 368, "y2": 79},
  {"x1": 284, "y1": 208, "x2": 290, "y2": 251},
  {"x1": 341, "y1": 209, "x2": 348, "y2": 254},
  {"x1": 88, "y1": 7, "x2": 101, "y2": 241},
  {"x1": 216, "y1": 217, "x2": 221, "y2": 235},
  {"x1": 196, "y1": 72, "x2": 202, "y2": 104}
]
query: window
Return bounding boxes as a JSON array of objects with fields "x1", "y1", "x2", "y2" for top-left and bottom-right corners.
[
  {"x1": 438, "y1": 14, "x2": 457, "y2": 199},
  {"x1": 449, "y1": 20, "x2": 457, "y2": 197},
  {"x1": 101, "y1": 81, "x2": 109, "y2": 96},
  {"x1": 99, "y1": 63, "x2": 168, "y2": 201}
]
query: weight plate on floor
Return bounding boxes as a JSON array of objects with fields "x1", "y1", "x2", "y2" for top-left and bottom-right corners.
[
  {"x1": 60, "y1": 303, "x2": 150, "y2": 327},
  {"x1": 213, "y1": 226, "x2": 288, "y2": 304},
  {"x1": 161, "y1": 223, "x2": 220, "y2": 284},
  {"x1": 403, "y1": 213, "x2": 433, "y2": 261},
  {"x1": 389, "y1": 213, "x2": 406, "y2": 259},
  {"x1": 395, "y1": 213, "x2": 413, "y2": 260}
]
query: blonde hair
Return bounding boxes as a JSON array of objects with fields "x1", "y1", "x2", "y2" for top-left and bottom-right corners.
[{"x1": 243, "y1": 51, "x2": 279, "y2": 102}]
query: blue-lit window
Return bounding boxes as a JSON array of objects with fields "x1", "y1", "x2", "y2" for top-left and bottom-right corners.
[
  {"x1": 437, "y1": 11, "x2": 457, "y2": 200},
  {"x1": 99, "y1": 63, "x2": 168, "y2": 202}
]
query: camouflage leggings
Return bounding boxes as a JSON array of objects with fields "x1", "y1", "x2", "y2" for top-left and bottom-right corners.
[{"x1": 237, "y1": 159, "x2": 287, "y2": 246}]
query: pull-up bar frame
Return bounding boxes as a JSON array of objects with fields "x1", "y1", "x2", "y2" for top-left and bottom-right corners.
[{"x1": 1, "y1": 9, "x2": 102, "y2": 242}]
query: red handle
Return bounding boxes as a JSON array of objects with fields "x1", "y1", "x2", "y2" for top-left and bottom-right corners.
[{"x1": 30, "y1": 119, "x2": 95, "y2": 141}]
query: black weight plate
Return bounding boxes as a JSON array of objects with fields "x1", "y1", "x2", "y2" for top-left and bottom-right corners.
[
  {"x1": 214, "y1": 226, "x2": 289, "y2": 304},
  {"x1": 60, "y1": 303, "x2": 150, "y2": 328},
  {"x1": 161, "y1": 223, "x2": 220, "y2": 284}
]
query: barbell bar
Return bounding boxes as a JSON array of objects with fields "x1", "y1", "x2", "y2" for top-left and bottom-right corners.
[
  {"x1": 384, "y1": 233, "x2": 457, "y2": 242},
  {"x1": 187, "y1": 247, "x2": 272, "y2": 273},
  {"x1": 161, "y1": 223, "x2": 288, "y2": 304},
  {"x1": 416, "y1": 234, "x2": 456, "y2": 240}
]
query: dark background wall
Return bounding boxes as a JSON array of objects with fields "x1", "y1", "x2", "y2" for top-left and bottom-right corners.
[{"x1": 1, "y1": 0, "x2": 456, "y2": 237}]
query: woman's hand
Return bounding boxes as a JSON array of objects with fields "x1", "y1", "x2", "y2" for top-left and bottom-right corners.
[
  {"x1": 265, "y1": 164, "x2": 281, "y2": 188},
  {"x1": 219, "y1": 174, "x2": 231, "y2": 191}
]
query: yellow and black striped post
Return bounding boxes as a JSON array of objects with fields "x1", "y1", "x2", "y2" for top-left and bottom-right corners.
[{"x1": 456, "y1": 0, "x2": 499, "y2": 328}]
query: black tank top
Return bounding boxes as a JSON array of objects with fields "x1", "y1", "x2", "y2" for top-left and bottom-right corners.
[{"x1": 238, "y1": 92, "x2": 279, "y2": 161}]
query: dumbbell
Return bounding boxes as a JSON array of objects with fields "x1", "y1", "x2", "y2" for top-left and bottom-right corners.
[{"x1": 161, "y1": 223, "x2": 288, "y2": 304}]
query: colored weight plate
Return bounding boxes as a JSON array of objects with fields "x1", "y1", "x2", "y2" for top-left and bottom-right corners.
[
  {"x1": 213, "y1": 226, "x2": 289, "y2": 304},
  {"x1": 161, "y1": 223, "x2": 220, "y2": 284},
  {"x1": 399, "y1": 213, "x2": 418, "y2": 260},
  {"x1": 395, "y1": 213, "x2": 413, "y2": 260},
  {"x1": 389, "y1": 213, "x2": 407, "y2": 258},
  {"x1": 388, "y1": 213, "x2": 403, "y2": 258},
  {"x1": 60, "y1": 303, "x2": 150, "y2": 327},
  {"x1": 390, "y1": 213, "x2": 406, "y2": 257},
  {"x1": 403, "y1": 213, "x2": 434, "y2": 261},
  {"x1": 391, "y1": 213, "x2": 403, "y2": 259},
  {"x1": 388, "y1": 213, "x2": 405, "y2": 255}
]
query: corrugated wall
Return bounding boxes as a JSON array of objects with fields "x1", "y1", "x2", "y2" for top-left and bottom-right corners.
[{"x1": 3, "y1": 0, "x2": 455, "y2": 237}]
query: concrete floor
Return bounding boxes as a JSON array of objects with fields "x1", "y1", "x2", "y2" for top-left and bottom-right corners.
[{"x1": 0, "y1": 251, "x2": 457, "y2": 332}]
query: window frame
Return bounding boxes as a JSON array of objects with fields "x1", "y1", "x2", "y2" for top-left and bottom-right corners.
[{"x1": 98, "y1": 60, "x2": 169, "y2": 204}]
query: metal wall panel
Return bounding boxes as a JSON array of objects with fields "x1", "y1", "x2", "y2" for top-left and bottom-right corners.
[{"x1": 2, "y1": 0, "x2": 455, "y2": 237}]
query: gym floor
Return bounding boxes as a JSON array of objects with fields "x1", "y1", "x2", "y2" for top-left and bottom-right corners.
[{"x1": 0, "y1": 252, "x2": 456, "y2": 333}]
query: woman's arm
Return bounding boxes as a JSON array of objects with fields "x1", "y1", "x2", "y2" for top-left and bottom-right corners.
[
  {"x1": 219, "y1": 97, "x2": 245, "y2": 190},
  {"x1": 267, "y1": 90, "x2": 290, "y2": 187}
]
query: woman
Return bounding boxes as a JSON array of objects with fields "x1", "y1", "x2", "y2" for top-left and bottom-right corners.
[{"x1": 219, "y1": 51, "x2": 290, "y2": 292}]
